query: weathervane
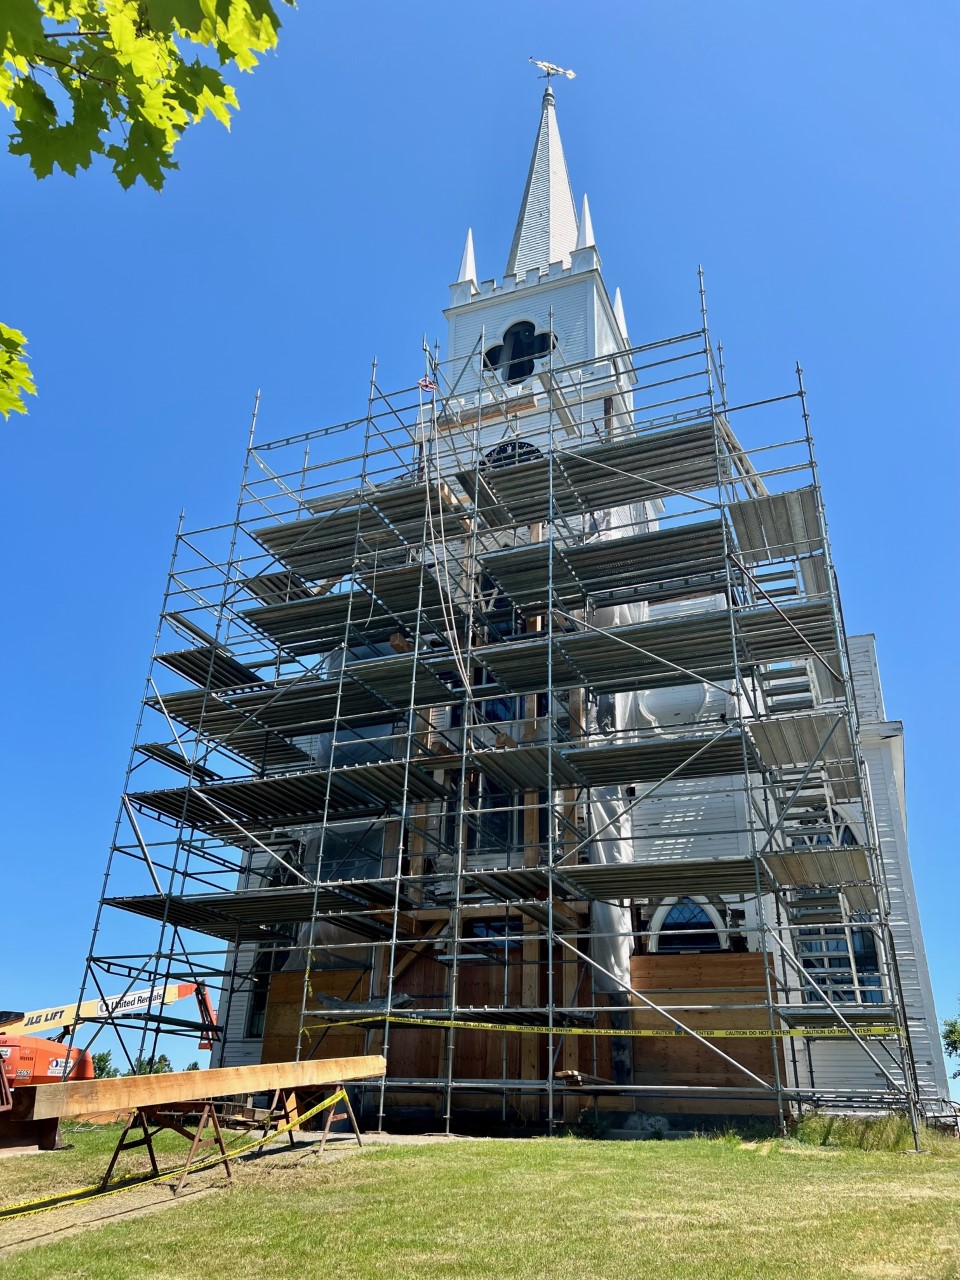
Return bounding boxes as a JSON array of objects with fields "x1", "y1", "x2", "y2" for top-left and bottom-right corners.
[{"x1": 528, "y1": 58, "x2": 576, "y2": 83}]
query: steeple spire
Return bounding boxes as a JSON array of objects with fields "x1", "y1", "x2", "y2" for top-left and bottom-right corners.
[{"x1": 505, "y1": 86, "x2": 579, "y2": 277}]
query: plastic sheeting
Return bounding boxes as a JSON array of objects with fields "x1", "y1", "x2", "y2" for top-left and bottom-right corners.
[{"x1": 586, "y1": 502, "x2": 650, "y2": 997}]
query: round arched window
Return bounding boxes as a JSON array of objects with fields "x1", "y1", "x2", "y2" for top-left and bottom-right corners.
[{"x1": 655, "y1": 897, "x2": 723, "y2": 953}]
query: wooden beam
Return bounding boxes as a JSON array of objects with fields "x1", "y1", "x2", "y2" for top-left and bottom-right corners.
[
  {"x1": 560, "y1": 948, "x2": 581, "y2": 1124},
  {"x1": 26, "y1": 1054, "x2": 386, "y2": 1122},
  {"x1": 521, "y1": 783, "x2": 541, "y2": 1122}
]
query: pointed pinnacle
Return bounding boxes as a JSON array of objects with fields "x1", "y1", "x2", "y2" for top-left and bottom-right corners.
[
  {"x1": 575, "y1": 193, "x2": 595, "y2": 250},
  {"x1": 458, "y1": 228, "x2": 477, "y2": 284},
  {"x1": 613, "y1": 287, "x2": 629, "y2": 343}
]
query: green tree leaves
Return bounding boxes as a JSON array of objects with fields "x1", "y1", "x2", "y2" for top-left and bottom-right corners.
[
  {"x1": 944, "y1": 1008, "x2": 960, "y2": 1079},
  {"x1": 124, "y1": 1052, "x2": 174, "y2": 1074},
  {"x1": 2, "y1": 0, "x2": 292, "y2": 416},
  {"x1": 2, "y1": 0, "x2": 291, "y2": 190},
  {"x1": 92, "y1": 1049, "x2": 121, "y2": 1078},
  {"x1": 0, "y1": 324, "x2": 36, "y2": 419}
]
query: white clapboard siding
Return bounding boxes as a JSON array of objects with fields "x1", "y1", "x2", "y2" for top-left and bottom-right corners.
[
  {"x1": 848, "y1": 634, "x2": 949, "y2": 1103},
  {"x1": 632, "y1": 777, "x2": 748, "y2": 861},
  {"x1": 794, "y1": 1040, "x2": 905, "y2": 1095},
  {"x1": 448, "y1": 271, "x2": 593, "y2": 378}
]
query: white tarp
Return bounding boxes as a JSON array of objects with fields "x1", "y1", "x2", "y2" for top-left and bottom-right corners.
[{"x1": 587, "y1": 502, "x2": 650, "y2": 996}]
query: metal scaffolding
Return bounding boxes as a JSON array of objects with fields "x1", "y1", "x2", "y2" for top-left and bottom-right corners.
[{"x1": 68, "y1": 278, "x2": 927, "y2": 1139}]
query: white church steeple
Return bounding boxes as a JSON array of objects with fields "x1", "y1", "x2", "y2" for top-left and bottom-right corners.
[
  {"x1": 505, "y1": 86, "x2": 580, "y2": 276},
  {"x1": 442, "y1": 85, "x2": 634, "y2": 428}
]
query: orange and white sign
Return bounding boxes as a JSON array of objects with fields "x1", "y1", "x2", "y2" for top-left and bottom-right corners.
[{"x1": 0, "y1": 982, "x2": 197, "y2": 1038}]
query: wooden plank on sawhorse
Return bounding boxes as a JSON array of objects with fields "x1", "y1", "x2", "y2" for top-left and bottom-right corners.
[{"x1": 28, "y1": 1053, "x2": 387, "y2": 1121}]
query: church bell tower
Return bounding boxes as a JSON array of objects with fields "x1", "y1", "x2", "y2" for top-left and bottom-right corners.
[{"x1": 436, "y1": 84, "x2": 636, "y2": 475}]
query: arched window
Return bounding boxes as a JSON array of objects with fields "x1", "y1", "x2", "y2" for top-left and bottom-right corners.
[
  {"x1": 789, "y1": 804, "x2": 859, "y2": 849},
  {"x1": 650, "y1": 896, "x2": 726, "y2": 954},
  {"x1": 796, "y1": 925, "x2": 883, "y2": 1004}
]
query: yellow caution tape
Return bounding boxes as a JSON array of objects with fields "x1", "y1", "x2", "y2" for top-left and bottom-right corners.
[
  {"x1": 306, "y1": 1015, "x2": 902, "y2": 1041},
  {"x1": 0, "y1": 1088, "x2": 347, "y2": 1224}
]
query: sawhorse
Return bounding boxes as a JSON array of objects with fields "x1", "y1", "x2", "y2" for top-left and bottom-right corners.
[
  {"x1": 263, "y1": 1084, "x2": 363, "y2": 1154},
  {"x1": 102, "y1": 1101, "x2": 233, "y2": 1196}
]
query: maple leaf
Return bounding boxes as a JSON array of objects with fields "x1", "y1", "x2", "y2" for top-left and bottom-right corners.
[
  {"x1": 0, "y1": 323, "x2": 37, "y2": 419},
  {"x1": 0, "y1": 0, "x2": 294, "y2": 415}
]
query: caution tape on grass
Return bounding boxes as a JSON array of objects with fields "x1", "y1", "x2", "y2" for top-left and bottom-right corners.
[
  {"x1": 306, "y1": 1015, "x2": 902, "y2": 1040},
  {"x1": 0, "y1": 1088, "x2": 347, "y2": 1224}
]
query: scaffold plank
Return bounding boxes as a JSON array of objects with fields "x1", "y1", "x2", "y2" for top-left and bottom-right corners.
[
  {"x1": 747, "y1": 712, "x2": 853, "y2": 768},
  {"x1": 776, "y1": 1005, "x2": 897, "y2": 1028},
  {"x1": 229, "y1": 680, "x2": 391, "y2": 731},
  {"x1": 242, "y1": 588, "x2": 399, "y2": 654},
  {"x1": 465, "y1": 867, "x2": 578, "y2": 927},
  {"x1": 748, "y1": 712, "x2": 859, "y2": 800},
  {"x1": 135, "y1": 742, "x2": 221, "y2": 782},
  {"x1": 254, "y1": 480, "x2": 463, "y2": 579},
  {"x1": 563, "y1": 733, "x2": 756, "y2": 786},
  {"x1": 471, "y1": 745, "x2": 586, "y2": 792},
  {"x1": 243, "y1": 566, "x2": 463, "y2": 656},
  {"x1": 474, "y1": 601, "x2": 835, "y2": 697},
  {"x1": 481, "y1": 519, "x2": 728, "y2": 613},
  {"x1": 106, "y1": 887, "x2": 346, "y2": 938},
  {"x1": 130, "y1": 760, "x2": 450, "y2": 836},
  {"x1": 730, "y1": 487, "x2": 824, "y2": 564},
  {"x1": 557, "y1": 858, "x2": 772, "y2": 899},
  {"x1": 350, "y1": 653, "x2": 460, "y2": 709},
  {"x1": 157, "y1": 645, "x2": 264, "y2": 691},
  {"x1": 153, "y1": 609, "x2": 837, "y2": 760},
  {"x1": 736, "y1": 602, "x2": 835, "y2": 665},
  {"x1": 242, "y1": 570, "x2": 313, "y2": 606},
  {"x1": 458, "y1": 421, "x2": 718, "y2": 527},
  {"x1": 147, "y1": 690, "x2": 314, "y2": 769},
  {"x1": 764, "y1": 846, "x2": 874, "y2": 895},
  {"x1": 365, "y1": 563, "x2": 464, "y2": 632},
  {"x1": 106, "y1": 880, "x2": 418, "y2": 940}
]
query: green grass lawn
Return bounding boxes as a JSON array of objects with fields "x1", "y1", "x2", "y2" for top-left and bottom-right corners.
[{"x1": 2, "y1": 1124, "x2": 959, "y2": 1279}]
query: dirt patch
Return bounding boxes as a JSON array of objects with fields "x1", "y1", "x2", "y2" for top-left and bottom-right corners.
[{"x1": 0, "y1": 1171, "x2": 225, "y2": 1257}]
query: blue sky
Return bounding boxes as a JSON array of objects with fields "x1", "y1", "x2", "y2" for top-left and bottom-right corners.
[{"x1": 2, "y1": 3, "x2": 957, "y2": 1078}]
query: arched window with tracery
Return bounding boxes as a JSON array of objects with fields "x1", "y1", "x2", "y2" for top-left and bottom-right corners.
[
  {"x1": 650, "y1": 896, "x2": 726, "y2": 953},
  {"x1": 789, "y1": 804, "x2": 859, "y2": 849}
]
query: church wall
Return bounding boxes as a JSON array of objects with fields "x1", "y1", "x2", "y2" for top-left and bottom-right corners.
[
  {"x1": 847, "y1": 635, "x2": 949, "y2": 1103},
  {"x1": 629, "y1": 953, "x2": 783, "y2": 1115},
  {"x1": 792, "y1": 1040, "x2": 905, "y2": 1096},
  {"x1": 848, "y1": 633, "x2": 887, "y2": 722},
  {"x1": 446, "y1": 271, "x2": 594, "y2": 388},
  {"x1": 860, "y1": 737, "x2": 948, "y2": 1102},
  {"x1": 214, "y1": 942, "x2": 265, "y2": 1070},
  {"x1": 593, "y1": 292, "x2": 623, "y2": 360},
  {"x1": 631, "y1": 777, "x2": 748, "y2": 863}
]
